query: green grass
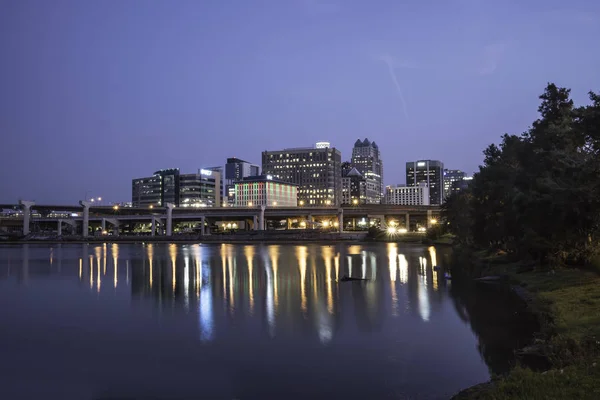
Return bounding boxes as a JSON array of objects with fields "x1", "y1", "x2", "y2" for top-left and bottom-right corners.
[{"x1": 454, "y1": 255, "x2": 600, "y2": 399}]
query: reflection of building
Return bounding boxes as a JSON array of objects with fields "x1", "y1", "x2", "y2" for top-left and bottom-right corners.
[
  {"x1": 443, "y1": 169, "x2": 466, "y2": 199},
  {"x1": 132, "y1": 168, "x2": 222, "y2": 207},
  {"x1": 406, "y1": 160, "x2": 444, "y2": 205},
  {"x1": 385, "y1": 183, "x2": 430, "y2": 205},
  {"x1": 351, "y1": 139, "x2": 384, "y2": 204},
  {"x1": 341, "y1": 163, "x2": 367, "y2": 205},
  {"x1": 261, "y1": 142, "x2": 342, "y2": 206},
  {"x1": 225, "y1": 158, "x2": 260, "y2": 206},
  {"x1": 234, "y1": 175, "x2": 298, "y2": 207}
]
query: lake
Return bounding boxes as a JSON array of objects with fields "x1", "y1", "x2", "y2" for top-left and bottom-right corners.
[{"x1": 0, "y1": 243, "x2": 534, "y2": 399}]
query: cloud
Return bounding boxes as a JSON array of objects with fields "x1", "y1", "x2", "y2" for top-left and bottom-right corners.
[
  {"x1": 478, "y1": 42, "x2": 507, "y2": 75},
  {"x1": 378, "y1": 54, "x2": 410, "y2": 120}
]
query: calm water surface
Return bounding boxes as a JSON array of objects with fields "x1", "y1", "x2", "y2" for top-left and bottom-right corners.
[{"x1": 0, "y1": 243, "x2": 532, "y2": 399}]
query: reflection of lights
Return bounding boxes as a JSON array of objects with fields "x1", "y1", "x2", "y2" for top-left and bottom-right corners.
[
  {"x1": 103, "y1": 243, "x2": 107, "y2": 275},
  {"x1": 428, "y1": 246, "x2": 437, "y2": 267},
  {"x1": 244, "y1": 246, "x2": 255, "y2": 313},
  {"x1": 147, "y1": 244, "x2": 154, "y2": 289},
  {"x1": 193, "y1": 244, "x2": 202, "y2": 298},
  {"x1": 296, "y1": 246, "x2": 308, "y2": 313},
  {"x1": 347, "y1": 255, "x2": 353, "y2": 277},
  {"x1": 361, "y1": 251, "x2": 367, "y2": 279},
  {"x1": 79, "y1": 258, "x2": 82, "y2": 280},
  {"x1": 112, "y1": 243, "x2": 119, "y2": 288},
  {"x1": 199, "y1": 253, "x2": 214, "y2": 342},
  {"x1": 398, "y1": 254, "x2": 408, "y2": 284},
  {"x1": 184, "y1": 252, "x2": 190, "y2": 311},
  {"x1": 322, "y1": 246, "x2": 334, "y2": 314},
  {"x1": 388, "y1": 243, "x2": 398, "y2": 316},
  {"x1": 418, "y1": 278, "x2": 430, "y2": 322},
  {"x1": 169, "y1": 244, "x2": 177, "y2": 295},
  {"x1": 334, "y1": 254, "x2": 340, "y2": 283},
  {"x1": 269, "y1": 245, "x2": 280, "y2": 309},
  {"x1": 89, "y1": 255, "x2": 94, "y2": 289},
  {"x1": 264, "y1": 247, "x2": 276, "y2": 336}
]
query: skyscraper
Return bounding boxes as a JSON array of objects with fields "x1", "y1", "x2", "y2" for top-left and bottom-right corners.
[
  {"x1": 262, "y1": 142, "x2": 342, "y2": 206},
  {"x1": 351, "y1": 138, "x2": 384, "y2": 204},
  {"x1": 225, "y1": 157, "x2": 260, "y2": 205},
  {"x1": 443, "y1": 169, "x2": 466, "y2": 199},
  {"x1": 341, "y1": 165, "x2": 367, "y2": 205},
  {"x1": 406, "y1": 160, "x2": 444, "y2": 205}
]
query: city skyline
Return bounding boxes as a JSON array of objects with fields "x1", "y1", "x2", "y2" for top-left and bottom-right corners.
[{"x1": 2, "y1": 1, "x2": 599, "y2": 204}]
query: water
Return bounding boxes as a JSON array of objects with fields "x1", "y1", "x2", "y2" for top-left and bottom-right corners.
[{"x1": 0, "y1": 243, "x2": 533, "y2": 399}]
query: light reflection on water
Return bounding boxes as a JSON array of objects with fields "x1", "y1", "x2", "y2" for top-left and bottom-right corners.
[{"x1": 0, "y1": 242, "x2": 523, "y2": 399}]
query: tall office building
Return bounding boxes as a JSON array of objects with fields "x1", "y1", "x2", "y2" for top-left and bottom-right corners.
[
  {"x1": 132, "y1": 168, "x2": 180, "y2": 207},
  {"x1": 406, "y1": 160, "x2": 444, "y2": 205},
  {"x1": 132, "y1": 168, "x2": 221, "y2": 208},
  {"x1": 385, "y1": 183, "x2": 430, "y2": 206},
  {"x1": 234, "y1": 175, "x2": 298, "y2": 207},
  {"x1": 225, "y1": 157, "x2": 260, "y2": 205},
  {"x1": 443, "y1": 169, "x2": 466, "y2": 199},
  {"x1": 351, "y1": 138, "x2": 384, "y2": 204},
  {"x1": 261, "y1": 142, "x2": 342, "y2": 206},
  {"x1": 341, "y1": 165, "x2": 367, "y2": 205}
]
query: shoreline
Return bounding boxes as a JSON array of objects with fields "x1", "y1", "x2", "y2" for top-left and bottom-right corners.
[{"x1": 451, "y1": 248, "x2": 600, "y2": 399}]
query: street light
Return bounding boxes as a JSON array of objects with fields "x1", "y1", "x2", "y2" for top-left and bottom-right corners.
[
  {"x1": 248, "y1": 202, "x2": 253, "y2": 207},
  {"x1": 352, "y1": 199, "x2": 358, "y2": 206},
  {"x1": 149, "y1": 205, "x2": 154, "y2": 209},
  {"x1": 272, "y1": 201, "x2": 277, "y2": 207},
  {"x1": 113, "y1": 205, "x2": 119, "y2": 211},
  {"x1": 299, "y1": 200, "x2": 304, "y2": 207},
  {"x1": 430, "y1": 218, "x2": 438, "y2": 225}
]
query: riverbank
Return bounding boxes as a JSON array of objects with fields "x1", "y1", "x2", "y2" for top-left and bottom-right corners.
[
  {"x1": 452, "y1": 250, "x2": 600, "y2": 399},
  {"x1": 0, "y1": 231, "x2": 369, "y2": 245}
]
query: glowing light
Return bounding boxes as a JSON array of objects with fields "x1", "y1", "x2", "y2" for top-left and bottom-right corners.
[
  {"x1": 244, "y1": 246, "x2": 255, "y2": 313},
  {"x1": 398, "y1": 254, "x2": 408, "y2": 284},
  {"x1": 112, "y1": 243, "x2": 119, "y2": 289},
  {"x1": 147, "y1": 244, "x2": 154, "y2": 289},
  {"x1": 300, "y1": 221, "x2": 306, "y2": 228},
  {"x1": 149, "y1": 205, "x2": 154, "y2": 209},
  {"x1": 272, "y1": 201, "x2": 277, "y2": 206},
  {"x1": 322, "y1": 220, "x2": 329, "y2": 227},
  {"x1": 79, "y1": 258, "x2": 82, "y2": 280},
  {"x1": 398, "y1": 228, "x2": 408, "y2": 234},
  {"x1": 169, "y1": 244, "x2": 177, "y2": 295},
  {"x1": 322, "y1": 246, "x2": 334, "y2": 314},
  {"x1": 430, "y1": 219, "x2": 438, "y2": 225},
  {"x1": 113, "y1": 205, "x2": 119, "y2": 210},
  {"x1": 299, "y1": 200, "x2": 304, "y2": 206},
  {"x1": 200, "y1": 169, "x2": 212, "y2": 176},
  {"x1": 388, "y1": 243, "x2": 398, "y2": 316},
  {"x1": 296, "y1": 246, "x2": 308, "y2": 313},
  {"x1": 352, "y1": 199, "x2": 358, "y2": 205},
  {"x1": 418, "y1": 227, "x2": 427, "y2": 232},
  {"x1": 266, "y1": 175, "x2": 273, "y2": 180},
  {"x1": 387, "y1": 226, "x2": 397, "y2": 234},
  {"x1": 248, "y1": 202, "x2": 253, "y2": 207}
]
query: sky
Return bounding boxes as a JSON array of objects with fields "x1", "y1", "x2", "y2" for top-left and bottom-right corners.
[{"x1": 1, "y1": 0, "x2": 599, "y2": 204}]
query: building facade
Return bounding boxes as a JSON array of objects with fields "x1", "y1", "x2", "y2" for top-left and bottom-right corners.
[
  {"x1": 132, "y1": 168, "x2": 221, "y2": 208},
  {"x1": 385, "y1": 183, "x2": 430, "y2": 205},
  {"x1": 234, "y1": 175, "x2": 298, "y2": 207},
  {"x1": 261, "y1": 142, "x2": 342, "y2": 206},
  {"x1": 443, "y1": 169, "x2": 466, "y2": 199},
  {"x1": 406, "y1": 160, "x2": 444, "y2": 205},
  {"x1": 351, "y1": 138, "x2": 384, "y2": 204},
  {"x1": 132, "y1": 168, "x2": 180, "y2": 207},
  {"x1": 341, "y1": 166, "x2": 367, "y2": 205},
  {"x1": 179, "y1": 168, "x2": 222, "y2": 208},
  {"x1": 225, "y1": 157, "x2": 260, "y2": 205}
]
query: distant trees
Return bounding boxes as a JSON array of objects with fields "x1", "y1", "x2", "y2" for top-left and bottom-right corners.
[{"x1": 443, "y1": 83, "x2": 600, "y2": 266}]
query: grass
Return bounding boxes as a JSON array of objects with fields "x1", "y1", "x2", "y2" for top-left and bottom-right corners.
[{"x1": 453, "y1": 253, "x2": 600, "y2": 399}]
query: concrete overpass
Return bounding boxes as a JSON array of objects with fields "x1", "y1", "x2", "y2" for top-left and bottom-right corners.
[{"x1": 1, "y1": 201, "x2": 441, "y2": 237}]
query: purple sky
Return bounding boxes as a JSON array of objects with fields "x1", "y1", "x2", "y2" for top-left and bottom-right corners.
[{"x1": 1, "y1": 0, "x2": 599, "y2": 204}]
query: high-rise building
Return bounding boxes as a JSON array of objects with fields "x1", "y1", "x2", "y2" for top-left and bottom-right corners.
[
  {"x1": 351, "y1": 138, "x2": 384, "y2": 204},
  {"x1": 132, "y1": 168, "x2": 222, "y2": 208},
  {"x1": 341, "y1": 165, "x2": 367, "y2": 205},
  {"x1": 225, "y1": 158, "x2": 260, "y2": 205},
  {"x1": 179, "y1": 168, "x2": 222, "y2": 208},
  {"x1": 443, "y1": 169, "x2": 466, "y2": 199},
  {"x1": 406, "y1": 160, "x2": 444, "y2": 205},
  {"x1": 261, "y1": 142, "x2": 342, "y2": 206},
  {"x1": 385, "y1": 183, "x2": 430, "y2": 205},
  {"x1": 234, "y1": 175, "x2": 298, "y2": 207},
  {"x1": 132, "y1": 168, "x2": 180, "y2": 207}
]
